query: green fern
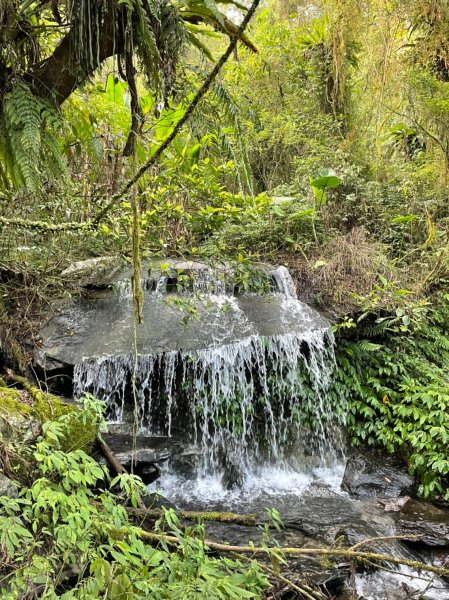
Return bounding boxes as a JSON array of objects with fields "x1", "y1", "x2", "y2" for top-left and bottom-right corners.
[
  {"x1": 335, "y1": 292, "x2": 449, "y2": 500},
  {"x1": 0, "y1": 84, "x2": 67, "y2": 192}
]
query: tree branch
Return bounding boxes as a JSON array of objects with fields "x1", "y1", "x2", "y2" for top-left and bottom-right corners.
[
  {"x1": 93, "y1": 0, "x2": 261, "y2": 224},
  {"x1": 126, "y1": 506, "x2": 259, "y2": 526},
  {"x1": 25, "y1": 8, "x2": 115, "y2": 105},
  {"x1": 105, "y1": 525, "x2": 449, "y2": 578}
]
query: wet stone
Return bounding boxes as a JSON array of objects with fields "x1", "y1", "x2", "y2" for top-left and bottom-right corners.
[
  {"x1": 95, "y1": 428, "x2": 176, "y2": 485},
  {"x1": 394, "y1": 500, "x2": 449, "y2": 548},
  {"x1": 341, "y1": 453, "x2": 416, "y2": 498},
  {"x1": 141, "y1": 491, "x2": 177, "y2": 511},
  {"x1": 378, "y1": 496, "x2": 412, "y2": 512}
]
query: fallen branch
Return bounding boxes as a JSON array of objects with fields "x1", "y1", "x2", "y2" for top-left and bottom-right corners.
[
  {"x1": 231, "y1": 550, "x2": 326, "y2": 600},
  {"x1": 108, "y1": 526, "x2": 449, "y2": 578},
  {"x1": 97, "y1": 437, "x2": 147, "y2": 511},
  {"x1": 126, "y1": 506, "x2": 259, "y2": 526},
  {"x1": 97, "y1": 437, "x2": 127, "y2": 475},
  {"x1": 350, "y1": 534, "x2": 422, "y2": 550}
]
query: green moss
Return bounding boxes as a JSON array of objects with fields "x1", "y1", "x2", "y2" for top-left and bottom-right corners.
[
  {"x1": 0, "y1": 387, "x2": 32, "y2": 417},
  {"x1": 0, "y1": 382, "x2": 97, "y2": 452}
]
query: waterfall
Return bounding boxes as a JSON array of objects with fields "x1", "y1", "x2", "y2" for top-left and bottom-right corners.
[{"x1": 73, "y1": 263, "x2": 341, "y2": 486}]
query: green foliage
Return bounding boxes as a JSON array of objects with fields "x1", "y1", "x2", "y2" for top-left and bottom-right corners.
[
  {"x1": 0, "y1": 84, "x2": 67, "y2": 192},
  {"x1": 333, "y1": 292, "x2": 449, "y2": 500},
  {"x1": 0, "y1": 400, "x2": 269, "y2": 598}
]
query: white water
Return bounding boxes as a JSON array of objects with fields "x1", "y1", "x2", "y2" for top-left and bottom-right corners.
[
  {"x1": 70, "y1": 262, "x2": 449, "y2": 599},
  {"x1": 74, "y1": 264, "x2": 342, "y2": 487},
  {"x1": 152, "y1": 462, "x2": 346, "y2": 510}
]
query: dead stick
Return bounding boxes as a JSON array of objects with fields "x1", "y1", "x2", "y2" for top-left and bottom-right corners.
[
  {"x1": 350, "y1": 534, "x2": 422, "y2": 550},
  {"x1": 97, "y1": 437, "x2": 147, "y2": 511},
  {"x1": 97, "y1": 437, "x2": 127, "y2": 475},
  {"x1": 230, "y1": 551, "x2": 325, "y2": 600}
]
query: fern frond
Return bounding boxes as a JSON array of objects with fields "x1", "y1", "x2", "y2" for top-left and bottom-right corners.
[{"x1": 0, "y1": 83, "x2": 67, "y2": 192}]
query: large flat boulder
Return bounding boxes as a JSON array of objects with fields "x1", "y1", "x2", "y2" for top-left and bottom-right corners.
[{"x1": 35, "y1": 258, "x2": 330, "y2": 368}]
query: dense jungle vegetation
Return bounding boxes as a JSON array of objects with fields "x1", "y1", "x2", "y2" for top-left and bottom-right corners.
[{"x1": 1, "y1": 0, "x2": 449, "y2": 597}]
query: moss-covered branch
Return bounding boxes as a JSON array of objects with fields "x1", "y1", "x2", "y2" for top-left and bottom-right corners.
[
  {"x1": 109, "y1": 526, "x2": 449, "y2": 578},
  {"x1": 126, "y1": 506, "x2": 258, "y2": 526},
  {"x1": 0, "y1": 215, "x2": 90, "y2": 231}
]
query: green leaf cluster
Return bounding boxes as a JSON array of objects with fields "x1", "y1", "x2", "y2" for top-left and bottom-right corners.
[
  {"x1": 332, "y1": 292, "x2": 449, "y2": 500},
  {"x1": 0, "y1": 397, "x2": 269, "y2": 599},
  {"x1": 0, "y1": 84, "x2": 67, "y2": 192}
]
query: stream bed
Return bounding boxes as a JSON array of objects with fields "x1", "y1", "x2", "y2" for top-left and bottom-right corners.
[{"x1": 148, "y1": 454, "x2": 449, "y2": 600}]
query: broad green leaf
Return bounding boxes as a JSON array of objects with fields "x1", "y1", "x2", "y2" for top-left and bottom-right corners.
[
  {"x1": 310, "y1": 169, "x2": 341, "y2": 190},
  {"x1": 391, "y1": 215, "x2": 419, "y2": 224}
]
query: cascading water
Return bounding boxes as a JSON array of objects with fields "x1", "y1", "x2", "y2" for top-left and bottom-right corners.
[
  {"x1": 41, "y1": 258, "x2": 449, "y2": 598},
  {"x1": 73, "y1": 262, "x2": 343, "y2": 494}
]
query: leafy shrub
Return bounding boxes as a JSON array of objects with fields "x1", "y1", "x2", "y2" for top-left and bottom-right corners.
[
  {"x1": 332, "y1": 292, "x2": 449, "y2": 499},
  {"x1": 0, "y1": 397, "x2": 269, "y2": 599}
]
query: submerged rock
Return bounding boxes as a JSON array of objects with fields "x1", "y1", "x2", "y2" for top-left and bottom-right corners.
[{"x1": 341, "y1": 453, "x2": 416, "y2": 498}]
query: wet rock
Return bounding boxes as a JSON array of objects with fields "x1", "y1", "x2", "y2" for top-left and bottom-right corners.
[
  {"x1": 378, "y1": 496, "x2": 412, "y2": 512},
  {"x1": 319, "y1": 565, "x2": 351, "y2": 597},
  {"x1": 0, "y1": 473, "x2": 18, "y2": 498},
  {"x1": 341, "y1": 453, "x2": 415, "y2": 498},
  {"x1": 141, "y1": 492, "x2": 177, "y2": 510},
  {"x1": 96, "y1": 427, "x2": 175, "y2": 485},
  {"x1": 170, "y1": 448, "x2": 203, "y2": 479},
  {"x1": 60, "y1": 256, "x2": 125, "y2": 287},
  {"x1": 283, "y1": 494, "x2": 366, "y2": 545},
  {"x1": 221, "y1": 462, "x2": 245, "y2": 491},
  {"x1": 36, "y1": 259, "x2": 329, "y2": 370},
  {"x1": 394, "y1": 500, "x2": 449, "y2": 547}
]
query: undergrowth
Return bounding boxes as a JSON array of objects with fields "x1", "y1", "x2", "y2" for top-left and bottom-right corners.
[
  {"x1": 0, "y1": 397, "x2": 269, "y2": 599},
  {"x1": 332, "y1": 288, "x2": 449, "y2": 500}
]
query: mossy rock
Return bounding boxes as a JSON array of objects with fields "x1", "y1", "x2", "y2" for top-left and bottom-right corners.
[
  {"x1": 0, "y1": 386, "x2": 38, "y2": 444},
  {"x1": 0, "y1": 382, "x2": 97, "y2": 452}
]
